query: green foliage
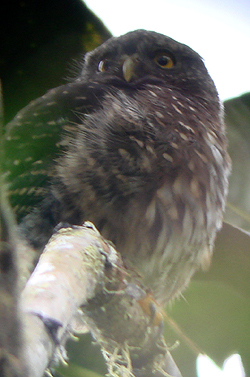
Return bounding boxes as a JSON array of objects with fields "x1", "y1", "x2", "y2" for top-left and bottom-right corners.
[
  {"x1": 57, "y1": 364, "x2": 103, "y2": 377},
  {"x1": 0, "y1": 0, "x2": 111, "y2": 124},
  {"x1": 166, "y1": 223, "x2": 250, "y2": 376}
]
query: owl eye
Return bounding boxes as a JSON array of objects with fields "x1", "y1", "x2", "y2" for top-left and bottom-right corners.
[
  {"x1": 153, "y1": 52, "x2": 174, "y2": 69},
  {"x1": 98, "y1": 59, "x2": 109, "y2": 72}
]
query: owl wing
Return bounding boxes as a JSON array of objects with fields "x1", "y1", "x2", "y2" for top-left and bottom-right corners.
[{"x1": 4, "y1": 80, "x2": 105, "y2": 220}]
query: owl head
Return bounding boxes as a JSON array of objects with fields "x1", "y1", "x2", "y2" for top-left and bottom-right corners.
[{"x1": 80, "y1": 29, "x2": 219, "y2": 105}]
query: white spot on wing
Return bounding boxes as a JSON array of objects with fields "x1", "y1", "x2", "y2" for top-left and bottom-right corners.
[
  {"x1": 163, "y1": 153, "x2": 173, "y2": 162},
  {"x1": 172, "y1": 104, "x2": 182, "y2": 114}
]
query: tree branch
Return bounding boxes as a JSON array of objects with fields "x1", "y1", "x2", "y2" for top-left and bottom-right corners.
[{"x1": 20, "y1": 222, "x2": 182, "y2": 377}]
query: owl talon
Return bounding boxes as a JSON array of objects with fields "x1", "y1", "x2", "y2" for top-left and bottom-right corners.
[{"x1": 138, "y1": 293, "x2": 164, "y2": 328}]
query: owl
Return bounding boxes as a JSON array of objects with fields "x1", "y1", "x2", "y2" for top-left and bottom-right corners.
[{"x1": 4, "y1": 30, "x2": 231, "y2": 303}]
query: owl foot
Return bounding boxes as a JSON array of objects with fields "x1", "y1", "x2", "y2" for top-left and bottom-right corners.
[{"x1": 138, "y1": 292, "x2": 164, "y2": 328}]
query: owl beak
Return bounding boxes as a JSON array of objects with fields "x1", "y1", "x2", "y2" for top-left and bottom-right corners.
[{"x1": 122, "y1": 55, "x2": 139, "y2": 82}]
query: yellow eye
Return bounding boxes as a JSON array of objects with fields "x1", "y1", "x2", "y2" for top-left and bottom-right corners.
[{"x1": 153, "y1": 53, "x2": 174, "y2": 69}]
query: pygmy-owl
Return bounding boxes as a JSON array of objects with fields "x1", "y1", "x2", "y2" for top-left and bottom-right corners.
[{"x1": 4, "y1": 30, "x2": 231, "y2": 303}]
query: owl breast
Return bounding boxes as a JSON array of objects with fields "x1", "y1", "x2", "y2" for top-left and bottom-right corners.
[{"x1": 55, "y1": 84, "x2": 230, "y2": 302}]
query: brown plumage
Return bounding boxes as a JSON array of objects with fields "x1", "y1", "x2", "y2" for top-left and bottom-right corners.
[{"x1": 4, "y1": 30, "x2": 231, "y2": 303}]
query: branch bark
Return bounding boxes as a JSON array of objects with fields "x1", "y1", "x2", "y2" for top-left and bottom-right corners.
[{"x1": 19, "y1": 222, "x2": 182, "y2": 377}]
